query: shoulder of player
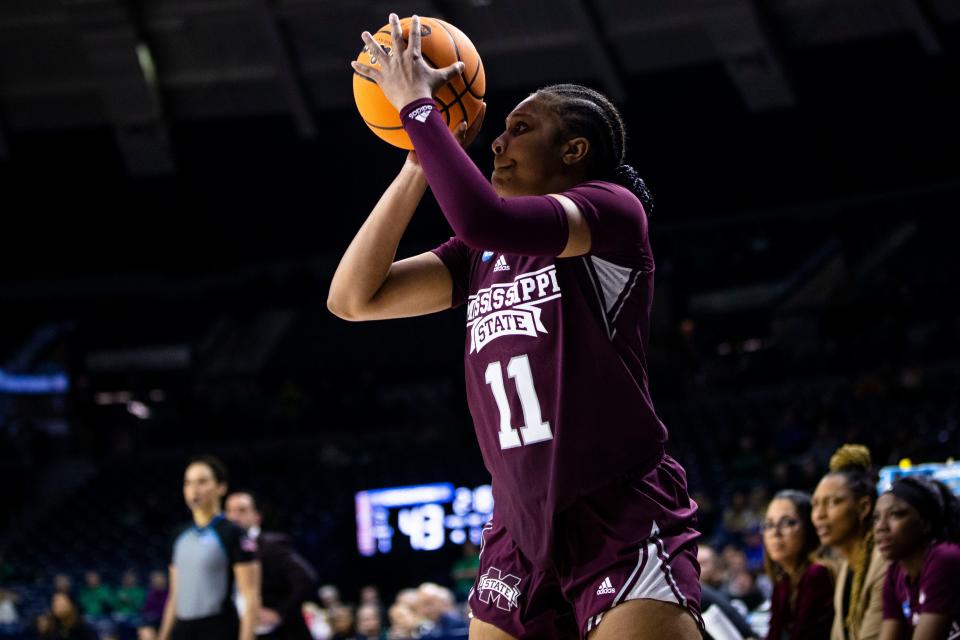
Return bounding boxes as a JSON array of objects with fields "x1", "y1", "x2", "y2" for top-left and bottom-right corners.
[
  {"x1": 924, "y1": 541, "x2": 960, "y2": 571},
  {"x1": 803, "y1": 561, "x2": 833, "y2": 584},
  {"x1": 566, "y1": 179, "x2": 640, "y2": 204}
]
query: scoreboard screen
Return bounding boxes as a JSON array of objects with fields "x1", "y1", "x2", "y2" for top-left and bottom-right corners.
[{"x1": 355, "y1": 482, "x2": 494, "y2": 557}]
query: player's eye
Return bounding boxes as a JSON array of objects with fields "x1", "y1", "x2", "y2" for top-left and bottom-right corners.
[{"x1": 512, "y1": 122, "x2": 528, "y2": 134}]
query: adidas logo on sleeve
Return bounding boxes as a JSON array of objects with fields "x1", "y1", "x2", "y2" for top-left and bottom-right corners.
[
  {"x1": 596, "y1": 577, "x2": 616, "y2": 595},
  {"x1": 493, "y1": 255, "x2": 510, "y2": 272},
  {"x1": 408, "y1": 104, "x2": 433, "y2": 122}
]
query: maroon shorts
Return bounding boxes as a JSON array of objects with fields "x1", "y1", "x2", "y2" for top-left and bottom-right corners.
[{"x1": 468, "y1": 454, "x2": 703, "y2": 639}]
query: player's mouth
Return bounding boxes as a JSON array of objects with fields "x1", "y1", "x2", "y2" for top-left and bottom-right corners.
[{"x1": 493, "y1": 162, "x2": 515, "y2": 172}]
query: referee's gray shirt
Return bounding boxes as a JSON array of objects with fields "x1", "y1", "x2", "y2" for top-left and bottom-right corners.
[{"x1": 172, "y1": 514, "x2": 257, "y2": 620}]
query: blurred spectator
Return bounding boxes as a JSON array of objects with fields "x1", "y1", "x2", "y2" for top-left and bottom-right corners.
[
  {"x1": 414, "y1": 583, "x2": 467, "y2": 638},
  {"x1": 0, "y1": 589, "x2": 19, "y2": 624},
  {"x1": 699, "y1": 585, "x2": 757, "y2": 640},
  {"x1": 36, "y1": 612, "x2": 56, "y2": 640},
  {"x1": 50, "y1": 592, "x2": 97, "y2": 640},
  {"x1": 698, "y1": 545, "x2": 727, "y2": 590},
  {"x1": 53, "y1": 573, "x2": 73, "y2": 596},
  {"x1": 114, "y1": 570, "x2": 146, "y2": 618},
  {"x1": 327, "y1": 604, "x2": 353, "y2": 640},
  {"x1": 318, "y1": 585, "x2": 341, "y2": 611},
  {"x1": 762, "y1": 490, "x2": 833, "y2": 640},
  {"x1": 743, "y1": 525, "x2": 766, "y2": 574},
  {"x1": 768, "y1": 462, "x2": 793, "y2": 494},
  {"x1": 450, "y1": 542, "x2": 480, "y2": 602},
  {"x1": 78, "y1": 570, "x2": 114, "y2": 617},
  {"x1": 141, "y1": 571, "x2": 167, "y2": 627},
  {"x1": 301, "y1": 603, "x2": 332, "y2": 640},
  {"x1": 359, "y1": 585, "x2": 381, "y2": 607},
  {"x1": 727, "y1": 569, "x2": 764, "y2": 613},
  {"x1": 722, "y1": 491, "x2": 762, "y2": 546},
  {"x1": 354, "y1": 603, "x2": 385, "y2": 640},
  {"x1": 137, "y1": 626, "x2": 158, "y2": 640},
  {"x1": 387, "y1": 603, "x2": 418, "y2": 640},
  {"x1": 394, "y1": 590, "x2": 418, "y2": 611},
  {"x1": 722, "y1": 546, "x2": 750, "y2": 585}
]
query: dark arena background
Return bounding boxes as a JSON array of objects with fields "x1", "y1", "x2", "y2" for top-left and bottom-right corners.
[{"x1": 1, "y1": 1, "x2": 959, "y2": 639}]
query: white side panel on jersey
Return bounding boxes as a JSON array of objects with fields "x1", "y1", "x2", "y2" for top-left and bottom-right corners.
[
  {"x1": 582, "y1": 256, "x2": 644, "y2": 339},
  {"x1": 590, "y1": 256, "x2": 635, "y2": 315}
]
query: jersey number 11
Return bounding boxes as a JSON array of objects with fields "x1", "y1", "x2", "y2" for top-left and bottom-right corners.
[{"x1": 484, "y1": 354, "x2": 554, "y2": 450}]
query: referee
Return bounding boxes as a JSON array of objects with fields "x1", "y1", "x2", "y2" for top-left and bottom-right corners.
[{"x1": 158, "y1": 456, "x2": 261, "y2": 640}]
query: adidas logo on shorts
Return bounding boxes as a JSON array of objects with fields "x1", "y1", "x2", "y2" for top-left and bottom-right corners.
[
  {"x1": 596, "y1": 577, "x2": 616, "y2": 596},
  {"x1": 408, "y1": 105, "x2": 433, "y2": 122},
  {"x1": 493, "y1": 255, "x2": 510, "y2": 272}
]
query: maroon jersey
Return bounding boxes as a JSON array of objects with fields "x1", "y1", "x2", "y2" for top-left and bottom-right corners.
[
  {"x1": 766, "y1": 562, "x2": 834, "y2": 640},
  {"x1": 433, "y1": 180, "x2": 671, "y2": 568},
  {"x1": 882, "y1": 541, "x2": 960, "y2": 636}
]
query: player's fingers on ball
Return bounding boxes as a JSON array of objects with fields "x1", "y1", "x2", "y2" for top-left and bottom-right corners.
[
  {"x1": 439, "y1": 61, "x2": 465, "y2": 81},
  {"x1": 361, "y1": 31, "x2": 388, "y2": 60},
  {"x1": 389, "y1": 13, "x2": 405, "y2": 53},
  {"x1": 351, "y1": 61, "x2": 380, "y2": 82},
  {"x1": 410, "y1": 15, "x2": 422, "y2": 57}
]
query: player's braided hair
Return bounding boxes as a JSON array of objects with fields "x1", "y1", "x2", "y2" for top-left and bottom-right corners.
[
  {"x1": 828, "y1": 444, "x2": 877, "y2": 635},
  {"x1": 889, "y1": 475, "x2": 960, "y2": 544},
  {"x1": 536, "y1": 84, "x2": 654, "y2": 215}
]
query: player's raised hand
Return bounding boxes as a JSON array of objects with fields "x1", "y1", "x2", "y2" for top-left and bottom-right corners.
[{"x1": 351, "y1": 13, "x2": 464, "y2": 111}]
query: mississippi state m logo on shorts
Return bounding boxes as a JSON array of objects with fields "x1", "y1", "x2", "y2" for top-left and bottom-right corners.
[{"x1": 477, "y1": 567, "x2": 521, "y2": 612}]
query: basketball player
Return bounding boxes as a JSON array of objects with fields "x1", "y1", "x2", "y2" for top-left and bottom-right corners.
[
  {"x1": 874, "y1": 476, "x2": 960, "y2": 640},
  {"x1": 158, "y1": 456, "x2": 261, "y2": 640},
  {"x1": 332, "y1": 14, "x2": 702, "y2": 640}
]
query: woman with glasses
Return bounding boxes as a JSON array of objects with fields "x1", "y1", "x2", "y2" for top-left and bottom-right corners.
[{"x1": 764, "y1": 490, "x2": 834, "y2": 640}]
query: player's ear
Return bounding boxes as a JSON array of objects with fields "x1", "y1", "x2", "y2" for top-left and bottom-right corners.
[{"x1": 561, "y1": 137, "x2": 589, "y2": 166}]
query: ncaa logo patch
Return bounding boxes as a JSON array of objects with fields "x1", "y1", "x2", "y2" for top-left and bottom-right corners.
[
  {"x1": 482, "y1": 251, "x2": 495, "y2": 262},
  {"x1": 477, "y1": 567, "x2": 521, "y2": 612}
]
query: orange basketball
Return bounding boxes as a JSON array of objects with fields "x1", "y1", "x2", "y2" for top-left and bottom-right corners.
[{"x1": 353, "y1": 17, "x2": 486, "y2": 150}]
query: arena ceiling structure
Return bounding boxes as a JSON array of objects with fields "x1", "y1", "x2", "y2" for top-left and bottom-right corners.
[
  {"x1": 0, "y1": 0, "x2": 957, "y2": 308},
  {"x1": 0, "y1": 0, "x2": 956, "y2": 173}
]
